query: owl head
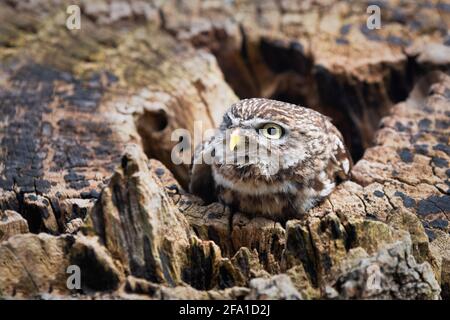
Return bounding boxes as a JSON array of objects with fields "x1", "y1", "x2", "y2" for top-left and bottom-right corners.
[{"x1": 207, "y1": 98, "x2": 336, "y2": 179}]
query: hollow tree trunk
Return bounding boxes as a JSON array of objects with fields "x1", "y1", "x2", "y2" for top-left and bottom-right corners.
[{"x1": 0, "y1": 0, "x2": 449, "y2": 300}]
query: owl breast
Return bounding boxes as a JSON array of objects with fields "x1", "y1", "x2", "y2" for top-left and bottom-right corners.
[{"x1": 211, "y1": 163, "x2": 336, "y2": 220}]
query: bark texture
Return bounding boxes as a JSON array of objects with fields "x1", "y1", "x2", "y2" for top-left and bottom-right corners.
[{"x1": 0, "y1": 0, "x2": 449, "y2": 299}]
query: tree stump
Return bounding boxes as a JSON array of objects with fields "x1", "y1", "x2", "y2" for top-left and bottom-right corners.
[{"x1": 0, "y1": 0, "x2": 449, "y2": 299}]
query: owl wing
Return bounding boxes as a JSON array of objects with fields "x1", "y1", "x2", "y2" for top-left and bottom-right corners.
[
  {"x1": 329, "y1": 126, "x2": 353, "y2": 181},
  {"x1": 189, "y1": 138, "x2": 217, "y2": 203}
]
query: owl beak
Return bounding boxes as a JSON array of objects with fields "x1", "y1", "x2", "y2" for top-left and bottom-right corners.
[{"x1": 229, "y1": 129, "x2": 241, "y2": 151}]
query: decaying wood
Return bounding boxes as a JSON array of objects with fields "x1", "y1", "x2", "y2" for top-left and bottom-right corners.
[
  {"x1": 161, "y1": 0, "x2": 450, "y2": 159},
  {"x1": 0, "y1": 210, "x2": 29, "y2": 242},
  {"x1": 0, "y1": 0, "x2": 236, "y2": 233},
  {"x1": 0, "y1": 0, "x2": 449, "y2": 300}
]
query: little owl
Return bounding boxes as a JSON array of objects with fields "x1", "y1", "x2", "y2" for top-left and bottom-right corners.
[{"x1": 189, "y1": 98, "x2": 352, "y2": 221}]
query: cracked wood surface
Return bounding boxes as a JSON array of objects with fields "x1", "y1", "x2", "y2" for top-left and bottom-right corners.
[
  {"x1": 0, "y1": 0, "x2": 236, "y2": 233},
  {"x1": 0, "y1": 0, "x2": 449, "y2": 299},
  {"x1": 160, "y1": 0, "x2": 450, "y2": 159},
  {"x1": 351, "y1": 72, "x2": 450, "y2": 236}
]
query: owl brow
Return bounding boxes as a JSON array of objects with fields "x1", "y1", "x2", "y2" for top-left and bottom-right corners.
[{"x1": 248, "y1": 118, "x2": 288, "y2": 128}]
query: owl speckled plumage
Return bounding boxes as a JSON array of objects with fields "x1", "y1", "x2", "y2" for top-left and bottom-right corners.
[{"x1": 189, "y1": 98, "x2": 352, "y2": 221}]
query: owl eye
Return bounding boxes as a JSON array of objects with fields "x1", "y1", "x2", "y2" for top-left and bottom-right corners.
[
  {"x1": 222, "y1": 113, "x2": 232, "y2": 128},
  {"x1": 259, "y1": 123, "x2": 284, "y2": 139}
]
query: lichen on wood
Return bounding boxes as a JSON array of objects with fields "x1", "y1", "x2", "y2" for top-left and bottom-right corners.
[{"x1": 0, "y1": 0, "x2": 449, "y2": 300}]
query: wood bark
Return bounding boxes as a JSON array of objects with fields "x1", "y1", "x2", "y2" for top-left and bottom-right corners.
[{"x1": 0, "y1": 0, "x2": 449, "y2": 299}]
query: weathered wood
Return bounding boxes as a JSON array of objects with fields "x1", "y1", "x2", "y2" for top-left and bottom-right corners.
[
  {"x1": 0, "y1": 233, "x2": 122, "y2": 298},
  {"x1": 84, "y1": 144, "x2": 193, "y2": 286},
  {"x1": 161, "y1": 0, "x2": 450, "y2": 159},
  {"x1": 352, "y1": 72, "x2": 450, "y2": 233},
  {"x1": 0, "y1": 0, "x2": 236, "y2": 234},
  {"x1": 0, "y1": 210, "x2": 28, "y2": 242},
  {"x1": 0, "y1": 0, "x2": 449, "y2": 300}
]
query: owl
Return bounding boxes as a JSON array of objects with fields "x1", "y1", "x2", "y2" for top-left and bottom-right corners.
[{"x1": 189, "y1": 98, "x2": 352, "y2": 221}]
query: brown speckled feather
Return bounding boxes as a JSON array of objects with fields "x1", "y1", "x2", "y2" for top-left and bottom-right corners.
[{"x1": 190, "y1": 98, "x2": 352, "y2": 220}]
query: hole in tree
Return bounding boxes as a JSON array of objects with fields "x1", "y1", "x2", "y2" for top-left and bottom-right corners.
[
  {"x1": 136, "y1": 109, "x2": 190, "y2": 189},
  {"x1": 137, "y1": 109, "x2": 168, "y2": 134},
  {"x1": 202, "y1": 36, "x2": 417, "y2": 163}
]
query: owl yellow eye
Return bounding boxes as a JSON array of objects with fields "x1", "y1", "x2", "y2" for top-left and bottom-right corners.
[{"x1": 259, "y1": 123, "x2": 284, "y2": 139}]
